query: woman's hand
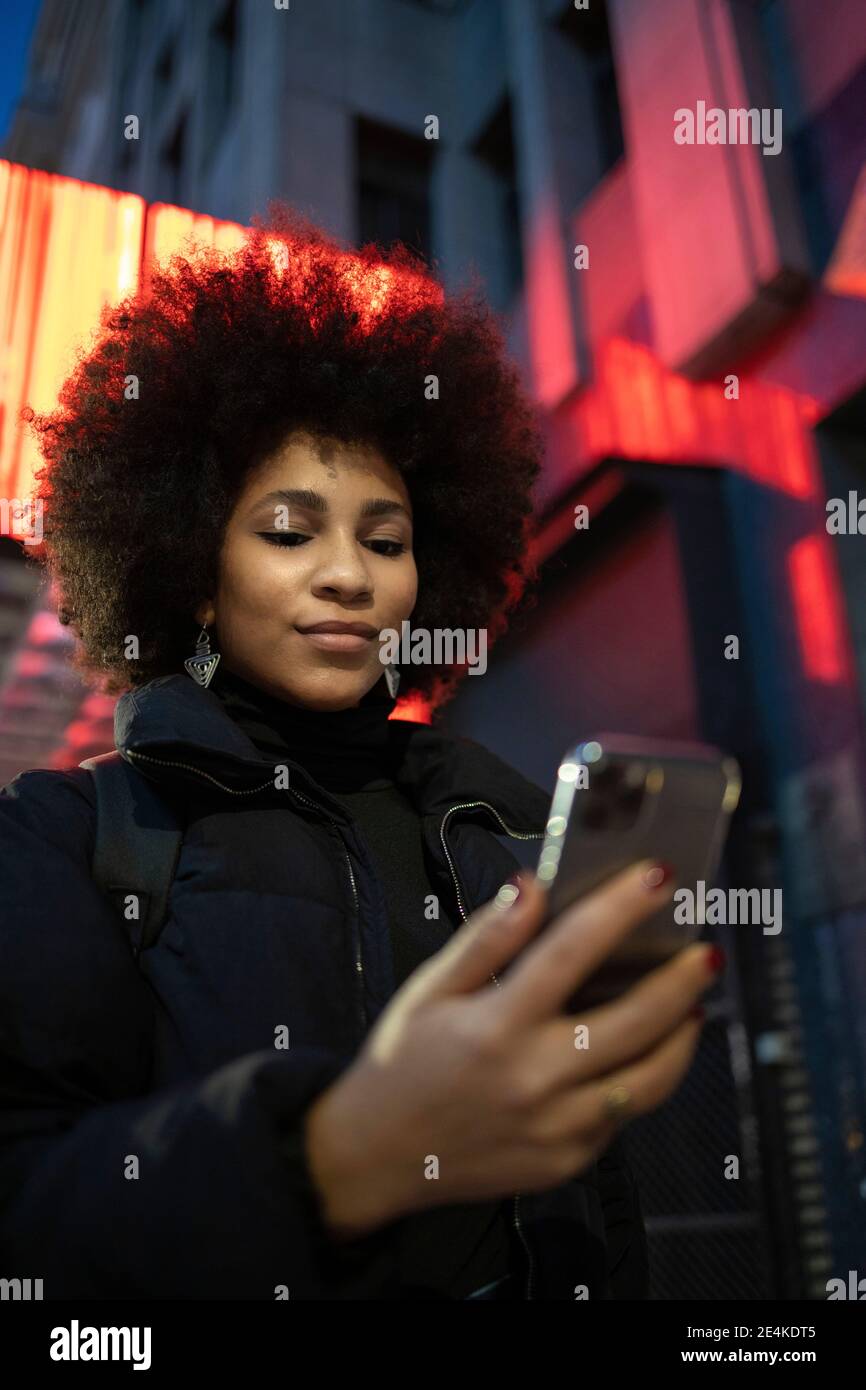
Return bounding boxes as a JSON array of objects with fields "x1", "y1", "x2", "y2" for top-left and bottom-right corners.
[{"x1": 304, "y1": 862, "x2": 720, "y2": 1239}]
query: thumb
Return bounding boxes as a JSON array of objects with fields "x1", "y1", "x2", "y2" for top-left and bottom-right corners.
[{"x1": 414, "y1": 871, "x2": 548, "y2": 1001}]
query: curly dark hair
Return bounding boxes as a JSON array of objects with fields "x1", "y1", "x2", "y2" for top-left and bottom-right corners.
[{"x1": 25, "y1": 204, "x2": 543, "y2": 707}]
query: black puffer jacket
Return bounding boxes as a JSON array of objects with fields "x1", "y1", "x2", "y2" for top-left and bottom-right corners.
[{"x1": 0, "y1": 673, "x2": 649, "y2": 1299}]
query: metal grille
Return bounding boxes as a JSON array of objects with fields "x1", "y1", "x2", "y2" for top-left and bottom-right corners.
[{"x1": 627, "y1": 1015, "x2": 773, "y2": 1299}]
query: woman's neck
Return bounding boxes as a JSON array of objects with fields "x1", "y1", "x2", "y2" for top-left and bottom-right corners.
[{"x1": 209, "y1": 665, "x2": 399, "y2": 791}]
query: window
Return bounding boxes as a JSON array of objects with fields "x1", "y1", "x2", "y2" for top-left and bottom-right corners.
[
  {"x1": 557, "y1": 0, "x2": 625, "y2": 176},
  {"x1": 356, "y1": 116, "x2": 434, "y2": 260},
  {"x1": 115, "y1": 135, "x2": 137, "y2": 187},
  {"x1": 153, "y1": 37, "x2": 174, "y2": 109},
  {"x1": 157, "y1": 109, "x2": 187, "y2": 205},
  {"x1": 121, "y1": 0, "x2": 152, "y2": 89},
  {"x1": 472, "y1": 94, "x2": 524, "y2": 308},
  {"x1": 203, "y1": 0, "x2": 239, "y2": 163}
]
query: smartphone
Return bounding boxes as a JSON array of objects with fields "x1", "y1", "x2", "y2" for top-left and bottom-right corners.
[{"x1": 534, "y1": 734, "x2": 742, "y2": 1011}]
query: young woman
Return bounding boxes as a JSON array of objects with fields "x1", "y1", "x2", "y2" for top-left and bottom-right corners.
[{"x1": 0, "y1": 213, "x2": 718, "y2": 1300}]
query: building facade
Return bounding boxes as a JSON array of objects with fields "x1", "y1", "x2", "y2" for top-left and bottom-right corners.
[{"x1": 3, "y1": 0, "x2": 866, "y2": 1298}]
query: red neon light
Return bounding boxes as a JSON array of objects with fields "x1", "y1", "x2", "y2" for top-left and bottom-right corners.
[
  {"x1": 569, "y1": 337, "x2": 818, "y2": 500},
  {"x1": 389, "y1": 693, "x2": 432, "y2": 723},
  {"x1": 0, "y1": 162, "x2": 443, "y2": 518},
  {"x1": 788, "y1": 534, "x2": 848, "y2": 683},
  {"x1": 0, "y1": 162, "x2": 145, "y2": 507}
]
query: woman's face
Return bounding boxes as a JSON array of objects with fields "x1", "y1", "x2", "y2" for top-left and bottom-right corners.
[{"x1": 197, "y1": 431, "x2": 417, "y2": 710}]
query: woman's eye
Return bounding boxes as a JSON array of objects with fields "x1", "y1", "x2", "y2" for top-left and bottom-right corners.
[
  {"x1": 258, "y1": 532, "x2": 311, "y2": 547},
  {"x1": 257, "y1": 532, "x2": 406, "y2": 556},
  {"x1": 367, "y1": 539, "x2": 406, "y2": 557}
]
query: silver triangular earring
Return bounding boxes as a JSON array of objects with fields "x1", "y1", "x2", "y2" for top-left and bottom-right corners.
[
  {"x1": 184, "y1": 623, "x2": 221, "y2": 688},
  {"x1": 384, "y1": 662, "x2": 400, "y2": 699}
]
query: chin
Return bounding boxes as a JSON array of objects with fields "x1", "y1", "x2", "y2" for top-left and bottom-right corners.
[
  {"x1": 280, "y1": 669, "x2": 378, "y2": 711},
  {"x1": 297, "y1": 692, "x2": 362, "y2": 712}
]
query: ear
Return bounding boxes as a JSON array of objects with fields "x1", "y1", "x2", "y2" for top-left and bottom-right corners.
[{"x1": 195, "y1": 601, "x2": 215, "y2": 627}]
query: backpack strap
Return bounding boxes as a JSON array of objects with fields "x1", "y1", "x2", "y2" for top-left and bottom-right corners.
[{"x1": 78, "y1": 750, "x2": 183, "y2": 957}]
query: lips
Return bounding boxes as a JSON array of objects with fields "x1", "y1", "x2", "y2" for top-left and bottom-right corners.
[
  {"x1": 295, "y1": 621, "x2": 378, "y2": 637},
  {"x1": 295, "y1": 620, "x2": 379, "y2": 654}
]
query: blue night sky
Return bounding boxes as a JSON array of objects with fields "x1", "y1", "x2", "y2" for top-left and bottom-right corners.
[{"x1": 0, "y1": 0, "x2": 44, "y2": 146}]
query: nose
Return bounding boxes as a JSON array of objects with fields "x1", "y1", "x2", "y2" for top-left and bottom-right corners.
[{"x1": 309, "y1": 530, "x2": 373, "y2": 602}]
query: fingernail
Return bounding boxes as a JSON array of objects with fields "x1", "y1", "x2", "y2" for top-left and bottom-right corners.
[
  {"x1": 642, "y1": 861, "x2": 674, "y2": 890},
  {"x1": 493, "y1": 873, "x2": 523, "y2": 911},
  {"x1": 705, "y1": 944, "x2": 726, "y2": 975},
  {"x1": 690, "y1": 1004, "x2": 705, "y2": 1022}
]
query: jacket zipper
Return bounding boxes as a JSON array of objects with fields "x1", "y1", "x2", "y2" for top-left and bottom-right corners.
[
  {"x1": 127, "y1": 753, "x2": 542, "y2": 1294},
  {"x1": 286, "y1": 786, "x2": 365, "y2": 1035},
  {"x1": 439, "y1": 800, "x2": 544, "y2": 1302},
  {"x1": 125, "y1": 749, "x2": 366, "y2": 1029}
]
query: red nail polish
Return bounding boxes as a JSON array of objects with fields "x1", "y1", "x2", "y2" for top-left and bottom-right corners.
[
  {"x1": 706, "y1": 945, "x2": 726, "y2": 974},
  {"x1": 642, "y1": 862, "x2": 674, "y2": 890}
]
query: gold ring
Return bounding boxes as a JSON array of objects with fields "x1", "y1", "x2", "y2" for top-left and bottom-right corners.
[{"x1": 603, "y1": 1083, "x2": 633, "y2": 1125}]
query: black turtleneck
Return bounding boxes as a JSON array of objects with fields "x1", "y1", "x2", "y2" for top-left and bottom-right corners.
[
  {"x1": 210, "y1": 665, "x2": 449, "y2": 988},
  {"x1": 209, "y1": 665, "x2": 402, "y2": 792},
  {"x1": 209, "y1": 665, "x2": 514, "y2": 1300}
]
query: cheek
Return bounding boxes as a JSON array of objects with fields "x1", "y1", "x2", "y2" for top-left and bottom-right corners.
[
  {"x1": 217, "y1": 537, "x2": 297, "y2": 622},
  {"x1": 392, "y1": 559, "x2": 418, "y2": 617}
]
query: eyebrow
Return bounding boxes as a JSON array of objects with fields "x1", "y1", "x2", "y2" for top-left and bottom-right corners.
[{"x1": 249, "y1": 488, "x2": 412, "y2": 522}]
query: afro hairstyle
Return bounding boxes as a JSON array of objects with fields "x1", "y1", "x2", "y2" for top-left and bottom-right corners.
[{"x1": 25, "y1": 204, "x2": 544, "y2": 708}]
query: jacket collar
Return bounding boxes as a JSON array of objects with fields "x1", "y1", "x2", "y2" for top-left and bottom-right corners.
[{"x1": 115, "y1": 674, "x2": 550, "y2": 831}]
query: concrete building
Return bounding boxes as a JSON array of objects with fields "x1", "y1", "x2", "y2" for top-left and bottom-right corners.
[{"x1": 3, "y1": 0, "x2": 866, "y2": 1298}]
